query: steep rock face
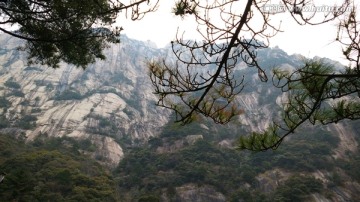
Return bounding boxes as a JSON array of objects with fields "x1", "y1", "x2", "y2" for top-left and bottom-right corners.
[
  {"x1": 237, "y1": 92, "x2": 273, "y2": 132},
  {"x1": 27, "y1": 93, "x2": 125, "y2": 139},
  {"x1": 328, "y1": 122, "x2": 358, "y2": 159},
  {"x1": 0, "y1": 35, "x2": 170, "y2": 167}
]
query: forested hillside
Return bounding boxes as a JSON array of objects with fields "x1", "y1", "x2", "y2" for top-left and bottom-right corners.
[
  {"x1": 1, "y1": 120, "x2": 359, "y2": 201},
  {"x1": 0, "y1": 133, "x2": 117, "y2": 201},
  {"x1": 115, "y1": 120, "x2": 360, "y2": 201}
]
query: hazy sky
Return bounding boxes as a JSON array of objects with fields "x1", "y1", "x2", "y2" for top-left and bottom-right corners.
[{"x1": 118, "y1": 0, "x2": 358, "y2": 65}]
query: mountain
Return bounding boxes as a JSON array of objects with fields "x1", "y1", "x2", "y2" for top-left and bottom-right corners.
[
  {"x1": 0, "y1": 34, "x2": 359, "y2": 201},
  {"x1": 0, "y1": 34, "x2": 171, "y2": 167}
]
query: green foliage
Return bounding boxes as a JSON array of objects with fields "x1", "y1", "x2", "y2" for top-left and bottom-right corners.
[
  {"x1": 138, "y1": 195, "x2": 161, "y2": 202},
  {"x1": 116, "y1": 139, "x2": 247, "y2": 197},
  {"x1": 0, "y1": 150, "x2": 116, "y2": 201},
  {"x1": 55, "y1": 90, "x2": 83, "y2": 100},
  {"x1": 160, "y1": 121, "x2": 205, "y2": 139},
  {"x1": 24, "y1": 66, "x2": 42, "y2": 71},
  {"x1": 239, "y1": 59, "x2": 360, "y2": 151},
  {"x1": 8, "y1": 90, "x2": 25, "y2": 97},
  {"x1": 84, "y1": 114, "x2": 120, "y2": 143},
  {"x1": 273, "y1": 175, "x2": 323, "y2": 202},
  {"x1": 0, "y1": 134, "x2": 117, "y2": 201},
  {"x1": 15, "y1": 115, "x2": 38, "y2": 129},
  {"x1": 20, "y1": 100, "x2": 30, "y2": 106},
  {"x1": 338, "y1": 154, "x2": 360, "y2": 182},
  {"x1": 31, "y1": 108, "x2": 41, "y2": 113},
  {"x1": 31, "y1": 134, "x2": 97, "y2": 153},
  {"x1": 173, "y1": 0, "x2": 198, "y2": 17},
  {"x1": 238, "y1": 124, "x2": 281, "y2": 150},
  {"x1": 0, "y1": 121, "x2": 353, "y2": 201},
  {"x1": 0, "y1": 115, "x2": 10, "y2": 129},
  {"x1": 230, "y1": 189, "x2": 268, "y2": 202},
  {"x1": 46, "y1": 83, "x2": 55, "y2": 91},
  {"x1": 0, "y1": 97, "x2": 10, "y2": 108},
  {"x1": 115, "y1": 122, "x2": 345, "y2": 200},
  {"x1": 246, "y1": 128, "x2": 339, "y2": 172},
  {"x1": 0, "y1": 134, "x2": 28, "y2": 164},
  {"x1": 2, "y1": 0, "x2": 122, "y2": 68},
  {"x1": 328, "y1": 172, "x2": 343, "y2": 187},
  {"x1": 4, "y1": 79, "x2": 21, "y2": 89}
]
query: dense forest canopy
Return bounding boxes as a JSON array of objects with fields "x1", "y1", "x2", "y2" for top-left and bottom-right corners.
[
  {"x1": 0, "y1": 134, "x2": 117, "y2": 201},
  {"x1": 1, "y1": 121, "x2": 360, "y2": 201}
]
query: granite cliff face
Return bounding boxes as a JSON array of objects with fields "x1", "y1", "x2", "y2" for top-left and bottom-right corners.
[{"x1": 0, "y1": 35, "x2": 170, "y2": 167}]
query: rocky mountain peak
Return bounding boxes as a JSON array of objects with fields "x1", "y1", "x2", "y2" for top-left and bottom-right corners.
[{"x1": 0, "y1": 34, "x2": 170, "y2": 167}]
